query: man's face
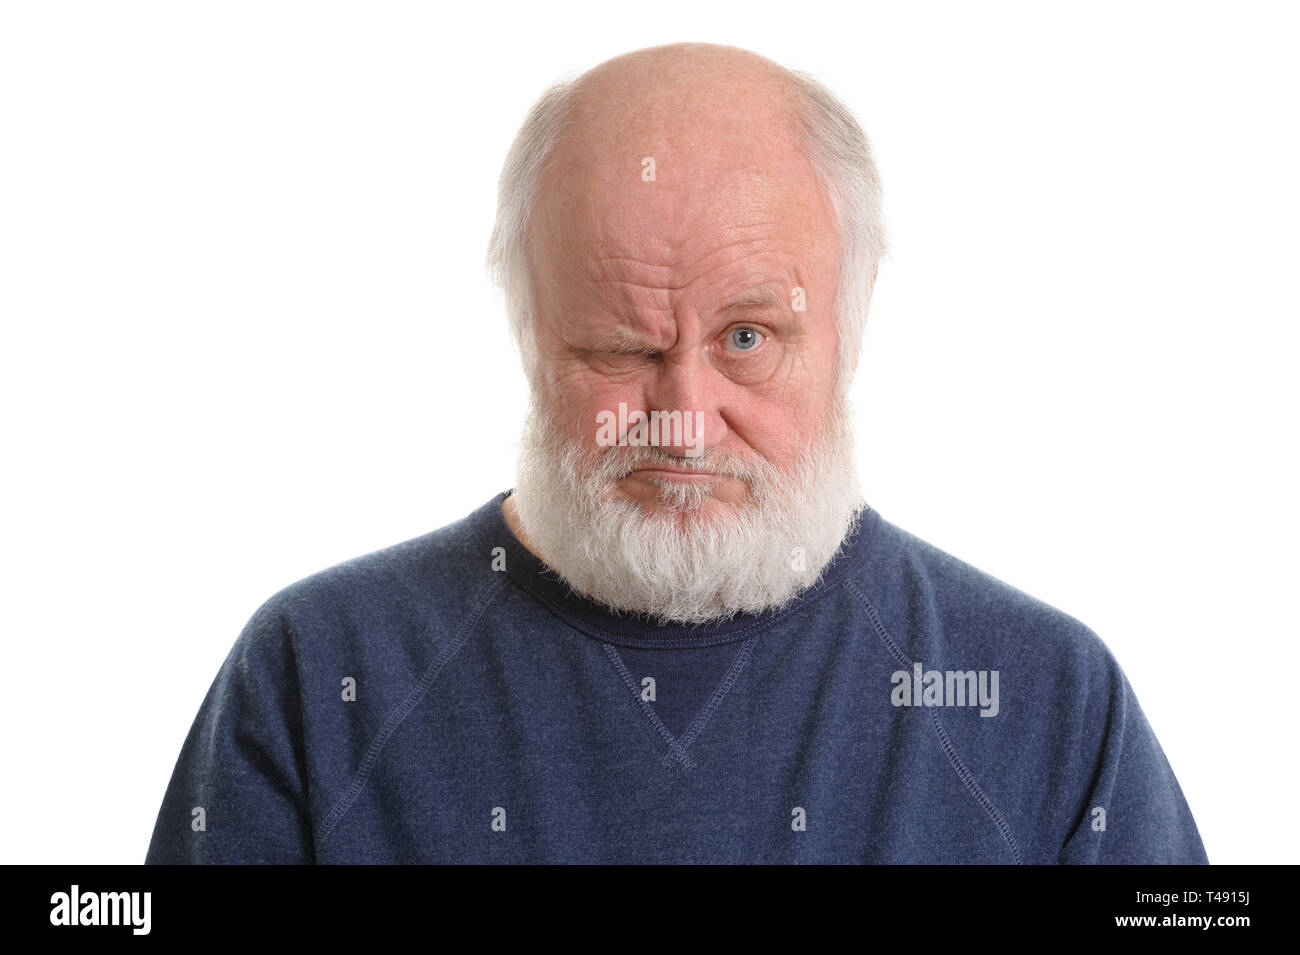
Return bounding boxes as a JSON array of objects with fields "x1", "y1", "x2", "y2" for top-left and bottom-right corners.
[
  {"x1": 526, "y1": 145, "x2": 843, "y2": 520},
  {"x1": 506, "y1": 52, "x2": 868, "y2": 622}
]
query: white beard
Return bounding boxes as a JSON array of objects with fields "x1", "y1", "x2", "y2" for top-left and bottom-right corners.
[{"x1": 510, "y1": 390, "x2": 865, "y2": 625}]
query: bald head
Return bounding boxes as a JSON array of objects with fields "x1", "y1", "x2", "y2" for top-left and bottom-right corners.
[
  {"x1": 530, "y1": 44, "x2": 833, "y2": 309},
  {"x1": 570, "y1": 41, "x2": 798, "y2": 106},
  {"x1": 553, "y1": 42, "x2": 811, "y2": 183}
]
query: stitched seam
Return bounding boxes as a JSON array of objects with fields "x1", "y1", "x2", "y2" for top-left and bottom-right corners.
[
  {"x1": 665, "y1": 634, "x2": 760, "y2": 766},
  {"x1": 845, "y1": 579, "x2": 1024, "y2": 865},
  {"x1": 514, "y1": 571, "x2": 831, "y2": 649},
  {"x1": 282, "y1": 612, "x2": 318, "y2": 860},
  {"x1": 925, "y1": 706, "x2": 1024, "y2": 864},
  {"x1": 316, "y1": 575, "x2": 509, "y2": 845},
  {"x1": 603, "y1": 644, "x2": 696, "y2": 770}
]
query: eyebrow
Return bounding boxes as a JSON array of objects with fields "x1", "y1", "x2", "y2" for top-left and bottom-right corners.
[
  {"x1": 723, "y1": 289, "x2": 785, "y2": 310},
  {"x1": 582, "y1": 329, "x2": 661, "y2": 354}
]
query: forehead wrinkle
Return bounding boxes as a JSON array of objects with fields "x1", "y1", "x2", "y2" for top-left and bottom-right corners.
[
  {"x1": 677, "y1": 236, "x2": 805, "y2": 288},
  {"x1": 585, "y1": 251, "x2": 678, "y2": 319},
  {"x1": 565, "y1": 254, "x2": 677, "y2": 350}
]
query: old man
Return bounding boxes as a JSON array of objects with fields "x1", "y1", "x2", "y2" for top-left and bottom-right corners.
[{"x1": 146, "y1": 42, "x2": 1207, "y2": 864}]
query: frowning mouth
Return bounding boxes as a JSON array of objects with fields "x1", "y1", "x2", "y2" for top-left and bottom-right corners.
[{"x1": 627, "y1": 467, "x2": 723, "y2": 482}]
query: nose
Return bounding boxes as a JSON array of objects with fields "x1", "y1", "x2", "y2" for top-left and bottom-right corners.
[{"x1": 642, "y1": 350, "x2": 727, "y2": 459}]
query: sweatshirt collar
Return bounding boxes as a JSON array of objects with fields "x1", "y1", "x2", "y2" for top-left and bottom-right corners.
[{"x1": 469, "y1": 489, "x2": 881, "y2": 649}]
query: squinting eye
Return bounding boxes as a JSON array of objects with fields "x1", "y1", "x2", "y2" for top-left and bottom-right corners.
[{"x1": 729, "y1": 327, "x2": 763, "y2": 351}]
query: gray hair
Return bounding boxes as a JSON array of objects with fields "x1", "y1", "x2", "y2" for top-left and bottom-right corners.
[{"x1": 485, "y1": 65, "x2": 887, "y2": 387}]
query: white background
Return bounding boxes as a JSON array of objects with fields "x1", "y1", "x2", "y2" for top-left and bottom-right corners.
[{"x1": 1, "y1": 0, "x2": 1295, "y2": 864}]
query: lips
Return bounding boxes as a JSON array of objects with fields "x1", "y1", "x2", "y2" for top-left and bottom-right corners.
[{"x1": 629, "y1": 467, "x2": 722, "y2": 480}]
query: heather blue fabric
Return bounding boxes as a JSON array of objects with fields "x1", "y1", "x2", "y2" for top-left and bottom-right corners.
[
  {"x1": 612, "y1": 642, "x2": 746, "y2": 739},
  {"x1": 145, "y1": 490, "x2": 1208, "y2": 864}
]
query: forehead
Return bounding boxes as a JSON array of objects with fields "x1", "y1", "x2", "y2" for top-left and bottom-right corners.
[{"x1": 528, "y1": 126, "x2": 839, "y2": 303}]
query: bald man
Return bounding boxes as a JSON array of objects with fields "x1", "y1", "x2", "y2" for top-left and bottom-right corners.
[{"x1": 146, "y1": 43, "x2": 1207, "y2": 864}]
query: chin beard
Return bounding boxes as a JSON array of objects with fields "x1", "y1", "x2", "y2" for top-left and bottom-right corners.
[{"x1": 510, "y1": 392, "x2": 865, "y2": 625}]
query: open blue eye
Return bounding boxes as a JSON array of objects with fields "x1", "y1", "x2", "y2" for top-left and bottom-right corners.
[{"x1": 730, "y1": 327, "x2": 762, "y2": 351}]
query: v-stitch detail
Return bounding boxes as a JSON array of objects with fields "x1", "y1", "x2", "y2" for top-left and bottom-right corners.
[{"x1": 602, "y1": 635, "x2": 760, "y2": 770}]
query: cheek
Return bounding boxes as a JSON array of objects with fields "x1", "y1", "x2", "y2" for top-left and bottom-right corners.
[
  {"x1": 736, "y1": 406, "x2": 803, "y2": 457},
  {"x1": 728, "y1": 384, "x2": 834, "y2": 460},
  {"x1": 545, "y1": 363, "x2": 614, "y2": 412},
  {"x1": 550, "y1": 390, "x2": 644, "y2": 454}
]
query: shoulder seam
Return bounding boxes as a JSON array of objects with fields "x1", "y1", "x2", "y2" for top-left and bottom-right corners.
[
  {"x1": 315, "y1": 573, "x2": 510, "y2": 847},
  {"x1": 843, "y1": 578, "x2": 1025, "y2": 865}
]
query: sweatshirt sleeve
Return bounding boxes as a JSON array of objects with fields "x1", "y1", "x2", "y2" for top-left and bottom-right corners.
[
  {"x1": 1057, "y1": 645, "x2": 1208, "y2": 864},
  {"x1": 145, "y1": 597, "x2": 315, "y2": 864}
]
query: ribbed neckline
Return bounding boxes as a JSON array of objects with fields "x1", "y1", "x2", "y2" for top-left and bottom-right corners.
[{"x1": 468, "y1": 489, "x2": 882, "y2": 649}]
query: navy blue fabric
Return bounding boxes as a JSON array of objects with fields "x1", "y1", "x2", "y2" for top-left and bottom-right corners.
[
  {"x1": 611, "y1": 642, "x2": 746, "y2": 739},
  {"x1": 145, "y1": 490, "x2": 1208, "y2": 864}
]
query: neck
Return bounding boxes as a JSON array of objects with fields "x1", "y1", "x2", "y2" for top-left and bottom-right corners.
[{"x1": 501, "y1": 491, "x2": 549, "y2": 563}]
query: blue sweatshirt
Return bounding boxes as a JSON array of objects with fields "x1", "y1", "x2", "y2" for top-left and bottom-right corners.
[{"x1": 145, "y1": 491, "x2": 1208, "y2": 864}]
